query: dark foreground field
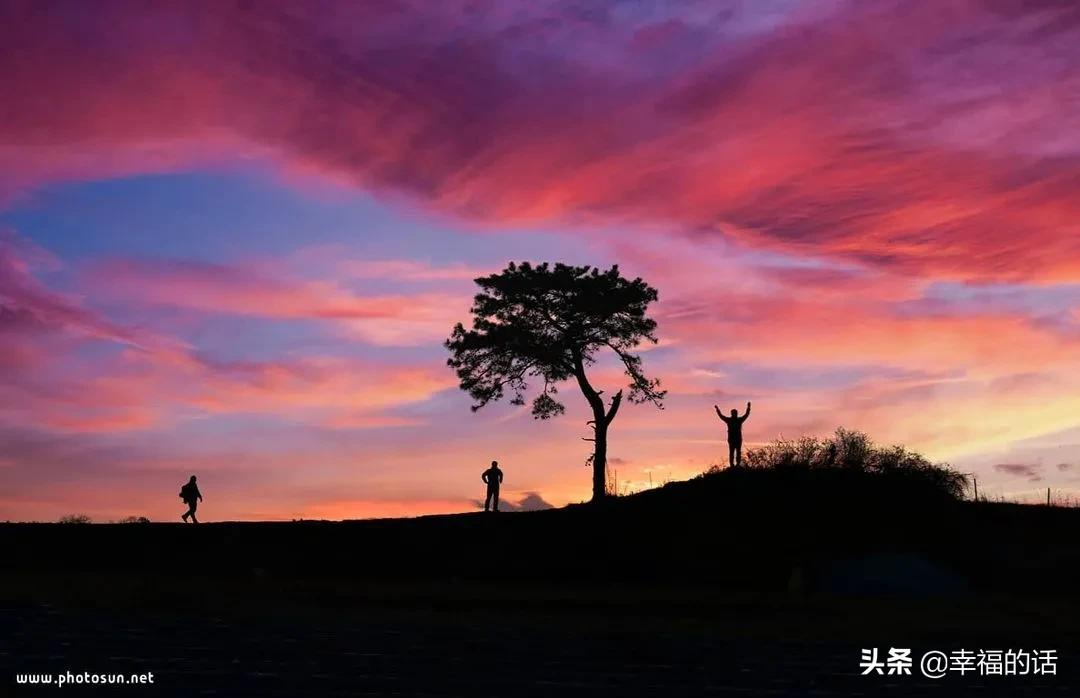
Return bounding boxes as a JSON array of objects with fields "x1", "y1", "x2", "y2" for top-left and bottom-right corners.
[{"x1": 4, "y1": 469, "x2": 1079, "y2": 696}]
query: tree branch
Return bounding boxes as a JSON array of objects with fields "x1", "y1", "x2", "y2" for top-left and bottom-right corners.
[
  {"x1": 604, "y1": 390, "x2": 624, "y2": 426},
  {"x1": 571, "y1": 349, "x2": 605, "y2": 416}
]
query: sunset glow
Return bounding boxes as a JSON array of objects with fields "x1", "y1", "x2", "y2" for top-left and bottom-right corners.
[{"x1": 3, "y1": 0, "x2": 1080, "y2": 521}]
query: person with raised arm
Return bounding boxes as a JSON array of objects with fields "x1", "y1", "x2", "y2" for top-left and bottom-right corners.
[{"x1": 715, "y1": 402, "x2": 751, "y2": 468}]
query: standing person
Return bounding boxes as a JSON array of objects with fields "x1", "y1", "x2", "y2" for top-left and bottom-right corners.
[
  {"x1": 482, "y1": 461, "x2": 503, "y2": 513},
  {"x1": 179, "y1": 475, "x2": 203, "y2": 523},
  {"x1": 715, "y1": 402, "x2": 751, "y2": 468}
]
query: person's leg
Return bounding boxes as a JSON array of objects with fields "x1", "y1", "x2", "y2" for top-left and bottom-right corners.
[
  {"x1": 734, "y1": 443, "x2": 742, "y2": 467},
  {"x1": 728, "y1": 443, "x2": 736, "y2": 468},
  {"x1": 484, "y1": 489, "x2": 492, "y2": 512},
  {"x1": 181, "y1": 507, "x2": 189, "y2": 522},
  {"x1": 492, "y1": 488, "x2": 499, "y2": 512},
  {"x1": 190, "y1": 501, "x2": 198, "y2": 524}
]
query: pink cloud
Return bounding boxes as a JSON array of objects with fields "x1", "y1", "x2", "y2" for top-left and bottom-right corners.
[
  {"x1": 187, "y1": 357, "x2": 454, "y2": 426},
  {"x1": 338, "y1": 259, "x2": 489, "y2": 282},
  {"x1": 1, "y1": 346, "x2": 453, "y2": 435},
  {"x1": 1, "y1": 237, "x2": 457, "y2": 433},
  {"x1": 0, "y1": 231, "x2": 140, "y2": 345},
  {"x1": 1, "y1": 1, "x2": 1078, "y2": 280},
  {"x1": 85, "y1": 257, "x2": 468, "y2": 345}
]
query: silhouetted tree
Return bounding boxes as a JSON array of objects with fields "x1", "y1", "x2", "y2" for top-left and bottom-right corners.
[{"x1": 446, "y1": 262, "x2": 665, "y2": 501}]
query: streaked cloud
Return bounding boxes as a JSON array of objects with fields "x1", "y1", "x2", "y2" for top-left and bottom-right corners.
[{"x1": 3, "y1": 1, "x2": 1080, "y2": 279}]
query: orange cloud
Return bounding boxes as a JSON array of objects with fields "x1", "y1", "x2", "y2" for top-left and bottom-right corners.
[{"x1": 297, "y1": 498, "x2": 468, "y2": 521}]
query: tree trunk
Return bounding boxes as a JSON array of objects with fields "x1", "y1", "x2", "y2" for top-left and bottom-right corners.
[
  {"x1": 571, "y1": 350, "x2": 623, "y2": 502},
  {"x1": 591, "y1": 405, "x2": 609, "y2": 501}
]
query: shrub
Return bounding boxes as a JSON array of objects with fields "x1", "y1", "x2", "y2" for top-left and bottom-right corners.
[
  {"x1": 118, "y1": 516, "x2": 151, "y2": 524},
  {"x1": 741, "y1": 428, "x2": 968, "y2": 499},
  {"x1": 57, "y1": 513, "x2": 92, "y2": 524}
]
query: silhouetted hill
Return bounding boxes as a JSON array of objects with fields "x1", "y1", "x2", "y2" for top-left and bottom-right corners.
[
  {"x1": 4, "y1": 468, "x2": 1079, "y2": 595},
  {"x1": 6, "y1": 469, "x2": 1080, "y2": 698}
]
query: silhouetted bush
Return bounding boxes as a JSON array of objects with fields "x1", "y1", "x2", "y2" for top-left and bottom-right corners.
[
  {"x1": 118, "y1": 516, "x2": 151, "y2": 524},
  {"x1": 57, "y1": 514, "x2": 92, "y2": 524},
  {"x1": 740, "y1": 428, "x2": 968, "y2": 499}
]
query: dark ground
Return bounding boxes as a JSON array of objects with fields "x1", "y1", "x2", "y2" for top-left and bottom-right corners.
[{"x1": 3, "y1": 469, "x2": 1079, "y2": 696}]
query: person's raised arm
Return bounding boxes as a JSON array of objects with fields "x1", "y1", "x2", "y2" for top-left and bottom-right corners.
[
  {"x1": 740, "y1": 401, "x2": 751, "y2": 421},
  {"x1": 714, "y1": 405, "x2": 731, "y2": 423}
]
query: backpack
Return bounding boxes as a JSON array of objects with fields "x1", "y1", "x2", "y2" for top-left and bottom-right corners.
[{"x1": 179, "y1": 483, "x2": 192, "y2": 501}]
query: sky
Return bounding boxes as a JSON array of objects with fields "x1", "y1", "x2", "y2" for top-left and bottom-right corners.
[{"x1": 3, "y1": 0, "x2": 1080, "y2": 521}]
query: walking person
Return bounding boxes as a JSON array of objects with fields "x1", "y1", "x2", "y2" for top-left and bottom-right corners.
[
  {"x1": 715, "y1": 401, "x2": 751, "y2": 467},
  {"x1": 179, "y1": 475, "x2": 203, "y2": 523},
  {"x1": 482, "y1": 461, "x2": 503, "y2": 513}
]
